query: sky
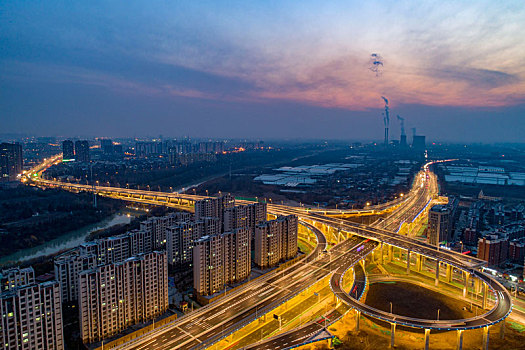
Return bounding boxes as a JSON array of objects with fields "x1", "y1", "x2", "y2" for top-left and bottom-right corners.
[{"x1": 1, "y1": 1, "x2": 525, "y2": 142}]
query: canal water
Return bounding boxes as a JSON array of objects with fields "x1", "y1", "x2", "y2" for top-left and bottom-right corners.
[{"x1": 0, "y1": 209, "x2": 142, "y2": 266}]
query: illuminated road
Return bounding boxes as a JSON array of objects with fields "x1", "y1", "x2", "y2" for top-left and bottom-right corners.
[
  {"x1": 25, "y1": 156, "x2": 512, "y2": 348},
  {"x1": 126, "y1": 235, "x2": 364, "y2": 350},
  {"x1": 331, "y1": 254, "x2": 512, "y2": 330}
]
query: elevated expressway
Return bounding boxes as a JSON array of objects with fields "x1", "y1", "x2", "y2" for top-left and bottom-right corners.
[
  {"x1": 24, "y1": 155, "x2": 419, "y2": 218},
  {"x1": 26, "y1": 157, "x2": 511, "y2": 349}
]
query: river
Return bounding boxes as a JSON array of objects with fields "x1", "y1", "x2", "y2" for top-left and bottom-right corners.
[{"x1": 0, "y1": 209, "x2": 142, "y2": 267}]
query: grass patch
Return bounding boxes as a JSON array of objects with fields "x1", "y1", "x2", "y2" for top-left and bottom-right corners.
[
  {"x1": 298, "y1": 240, "x2": 313, "y2": 256},
  {"x1": 508, "y1": 320, "x2": 525, "y2": 333}
]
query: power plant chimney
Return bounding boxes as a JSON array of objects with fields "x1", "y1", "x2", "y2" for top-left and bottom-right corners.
[
  {"x1": 397, "y1": 115, "x2": 407, "y2": 147},
  {"x1": 381, "y1": 96, "x2": 390, "y2": 146}
]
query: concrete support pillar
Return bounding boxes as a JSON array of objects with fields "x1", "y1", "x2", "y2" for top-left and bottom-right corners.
[
  {"x1": 380, "y1": 242, "x2": 384, "y2": 265},
  {"x1": 355, "y1": 310, "x2": 361, "y2": 331},
  {"x1": 463, "y1": 272, "x2": 470, "y2": 298},
  {"x1": 435, "y1": 260, "x2": 440, "y2": 286},
  {"x1": 424, "y1": 329, "x2": 430, "y2": 350},
  {"x1": 406, "y1": 250, "x2": 411, "y2": 274},
  {"x1": 416, "y1": 254, "x2": 423, "y2": 272},
  {"x1": 456, "y1": 330, "x2": 464, "y2": 350},
  {"x1": 482, "y1": 283, "x2": 488, "y2": 310},
  {"x1": 388, "y1": 245, "x2": 393, "y2": 262},
  {"x1": 390, "y1": 323, "x2": 396, "y2": 348},
  {"x1": 482, "y1": 326, "x2": 490, "y2": 350},
  {"x1": 500, "y1": 320, "x2": 505, "y2": 340},
  {"x1": 446, "y1": 264, "x2": 452, "y2": 283}
]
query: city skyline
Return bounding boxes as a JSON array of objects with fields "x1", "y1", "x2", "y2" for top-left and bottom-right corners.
[{"x1": 1, "y1": 1, "x2": 525, "y2": 142}]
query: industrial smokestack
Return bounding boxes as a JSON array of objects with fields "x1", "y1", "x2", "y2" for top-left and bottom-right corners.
[
  {"x1": 381, "y1": 96, "x2": 390, "y2": 146},
  {"x1": 397, "y1": 115, "x2": 406, "y2": 147},
  {"x1": 396, "y1": 115, "x2": 405, "y2": 136}
]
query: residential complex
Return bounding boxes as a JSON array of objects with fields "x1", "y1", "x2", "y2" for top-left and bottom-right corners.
[
  {"x1": 54, "y1": 250, "x2": 96, "y2": 303},
  {"x1": 194, "y1": 194, "x2": 235, "y2": 228},
  {"x1": 0, "y1": 268, "x2": 64, "y2": 350},
  {"x1": 78, "y1": 251, "x2": 169, "y2": 343},
  {"x1": 10, "y1": 194, "x2": 295, "y2": 346},
  {"x1": 254, "y1": 215, "x2": 299, "y2": 269},
  {"x1": 166, "y1": 217, "x2": 219, "y2": 266},
  {"x1": 193, "y1": 228, "x2": 251, "y2": 296}
]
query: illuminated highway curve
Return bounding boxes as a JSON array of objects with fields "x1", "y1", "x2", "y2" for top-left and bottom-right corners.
[
  {"x1": 330, "y1": 244, "x2": 512, "y2": 331},
  {"x1": 26, "y1": 156, "x2": 511, "y2": 347}
]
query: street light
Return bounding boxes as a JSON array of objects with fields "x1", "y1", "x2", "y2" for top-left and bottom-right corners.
[
  {"x1": 437, "y1": 308, "x2": 440, "y2": 321},
  {"x1": 390, "y1": 302, "x2": 393, "y2": 314}
]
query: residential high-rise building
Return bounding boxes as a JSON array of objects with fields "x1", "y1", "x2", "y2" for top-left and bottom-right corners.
[
  {"x1": 78, "y1": 251, "x2": 168, "y2": 344},
  {"x1": 194, "y1": 194, "x2": 235, "y2": 228},
  {"x1": 223, "y1": 228, "x2": 251, "y2": 284},
  {"x1": 0, "y1": 143, "x2": 23, "y2": 182},
  {"x1": 254, "y1": 215, "x2": 298, "y2": 269},
  {"x1": 74, "y1": 140, "x2": 90, "y2": 162},
  {"x1": 166, "y1": 217, "x2": 219, "y2": 266},
  {"x1": 54, "y1": 250, "x2": 96, "y2": 302},
  {"x1": 224, "y1": 202, "x2": 267, "y2": 239},
  {"x1": 193, "y1": 234, "x2": 225, "y2": 296},
  {"x1": 100, "y1": 139, "x2": 113, "y2": 155},
  {"x1": 128, "y1": 229, "x2": 153, "y2": 257},
  {"x1": 428, "y1": 198, "x2": 458, "y2": 247},
  {"x1": 428, "y1": 205, "x2": 451, "y2": 246},
  {"x1": 193, "y1": 228, "x2": 251, "y2": 296},
  {"x1": 62, "y1": 140, "x2": 75, "y2": 161},
  {"x1": 135, "y1": 142, "x2": 162, "y2": 157},
  {"x1": 52, "y1": 213, "x2": 187, "y2": 307},
  {"x1": 0, "y1": 269, "x2": 64, "y2": 350},
  {"x1": 1, "y1": 267, "x2": 35, "y2": 292},
  {"x1": 140, "y1": 212, "x2": 191, "y2": 251}
]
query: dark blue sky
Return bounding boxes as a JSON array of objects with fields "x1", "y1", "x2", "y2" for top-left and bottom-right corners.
[{"x1": 1, "y1": 1, "x2": 524, "y2": 142}]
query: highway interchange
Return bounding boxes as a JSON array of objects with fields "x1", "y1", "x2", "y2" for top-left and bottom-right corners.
[{"x1": 24, "y1": 157, "x2": 512, "y2": 349}]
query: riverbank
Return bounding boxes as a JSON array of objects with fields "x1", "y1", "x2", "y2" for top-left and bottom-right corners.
[
  {"x1": 0, "y1": 186, "x2": 125, "y2": 261},
  {"x1": 0, "y1": 208, "x2": 143, "y2": 267}
]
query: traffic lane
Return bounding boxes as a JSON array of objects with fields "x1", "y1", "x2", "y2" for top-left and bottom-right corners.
[
  {"x1": 246, "y1": 323, "x2": 325, "y2": 350},
  {"x1": 192, "y1": 242, "x2": 367, "y2": 349},
  {"x1": 137, "y1": 225, "x2": 335, "y2": 349},
  {"x1": 334, "y1": 264, "x2": 511, "y2": 329}
]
